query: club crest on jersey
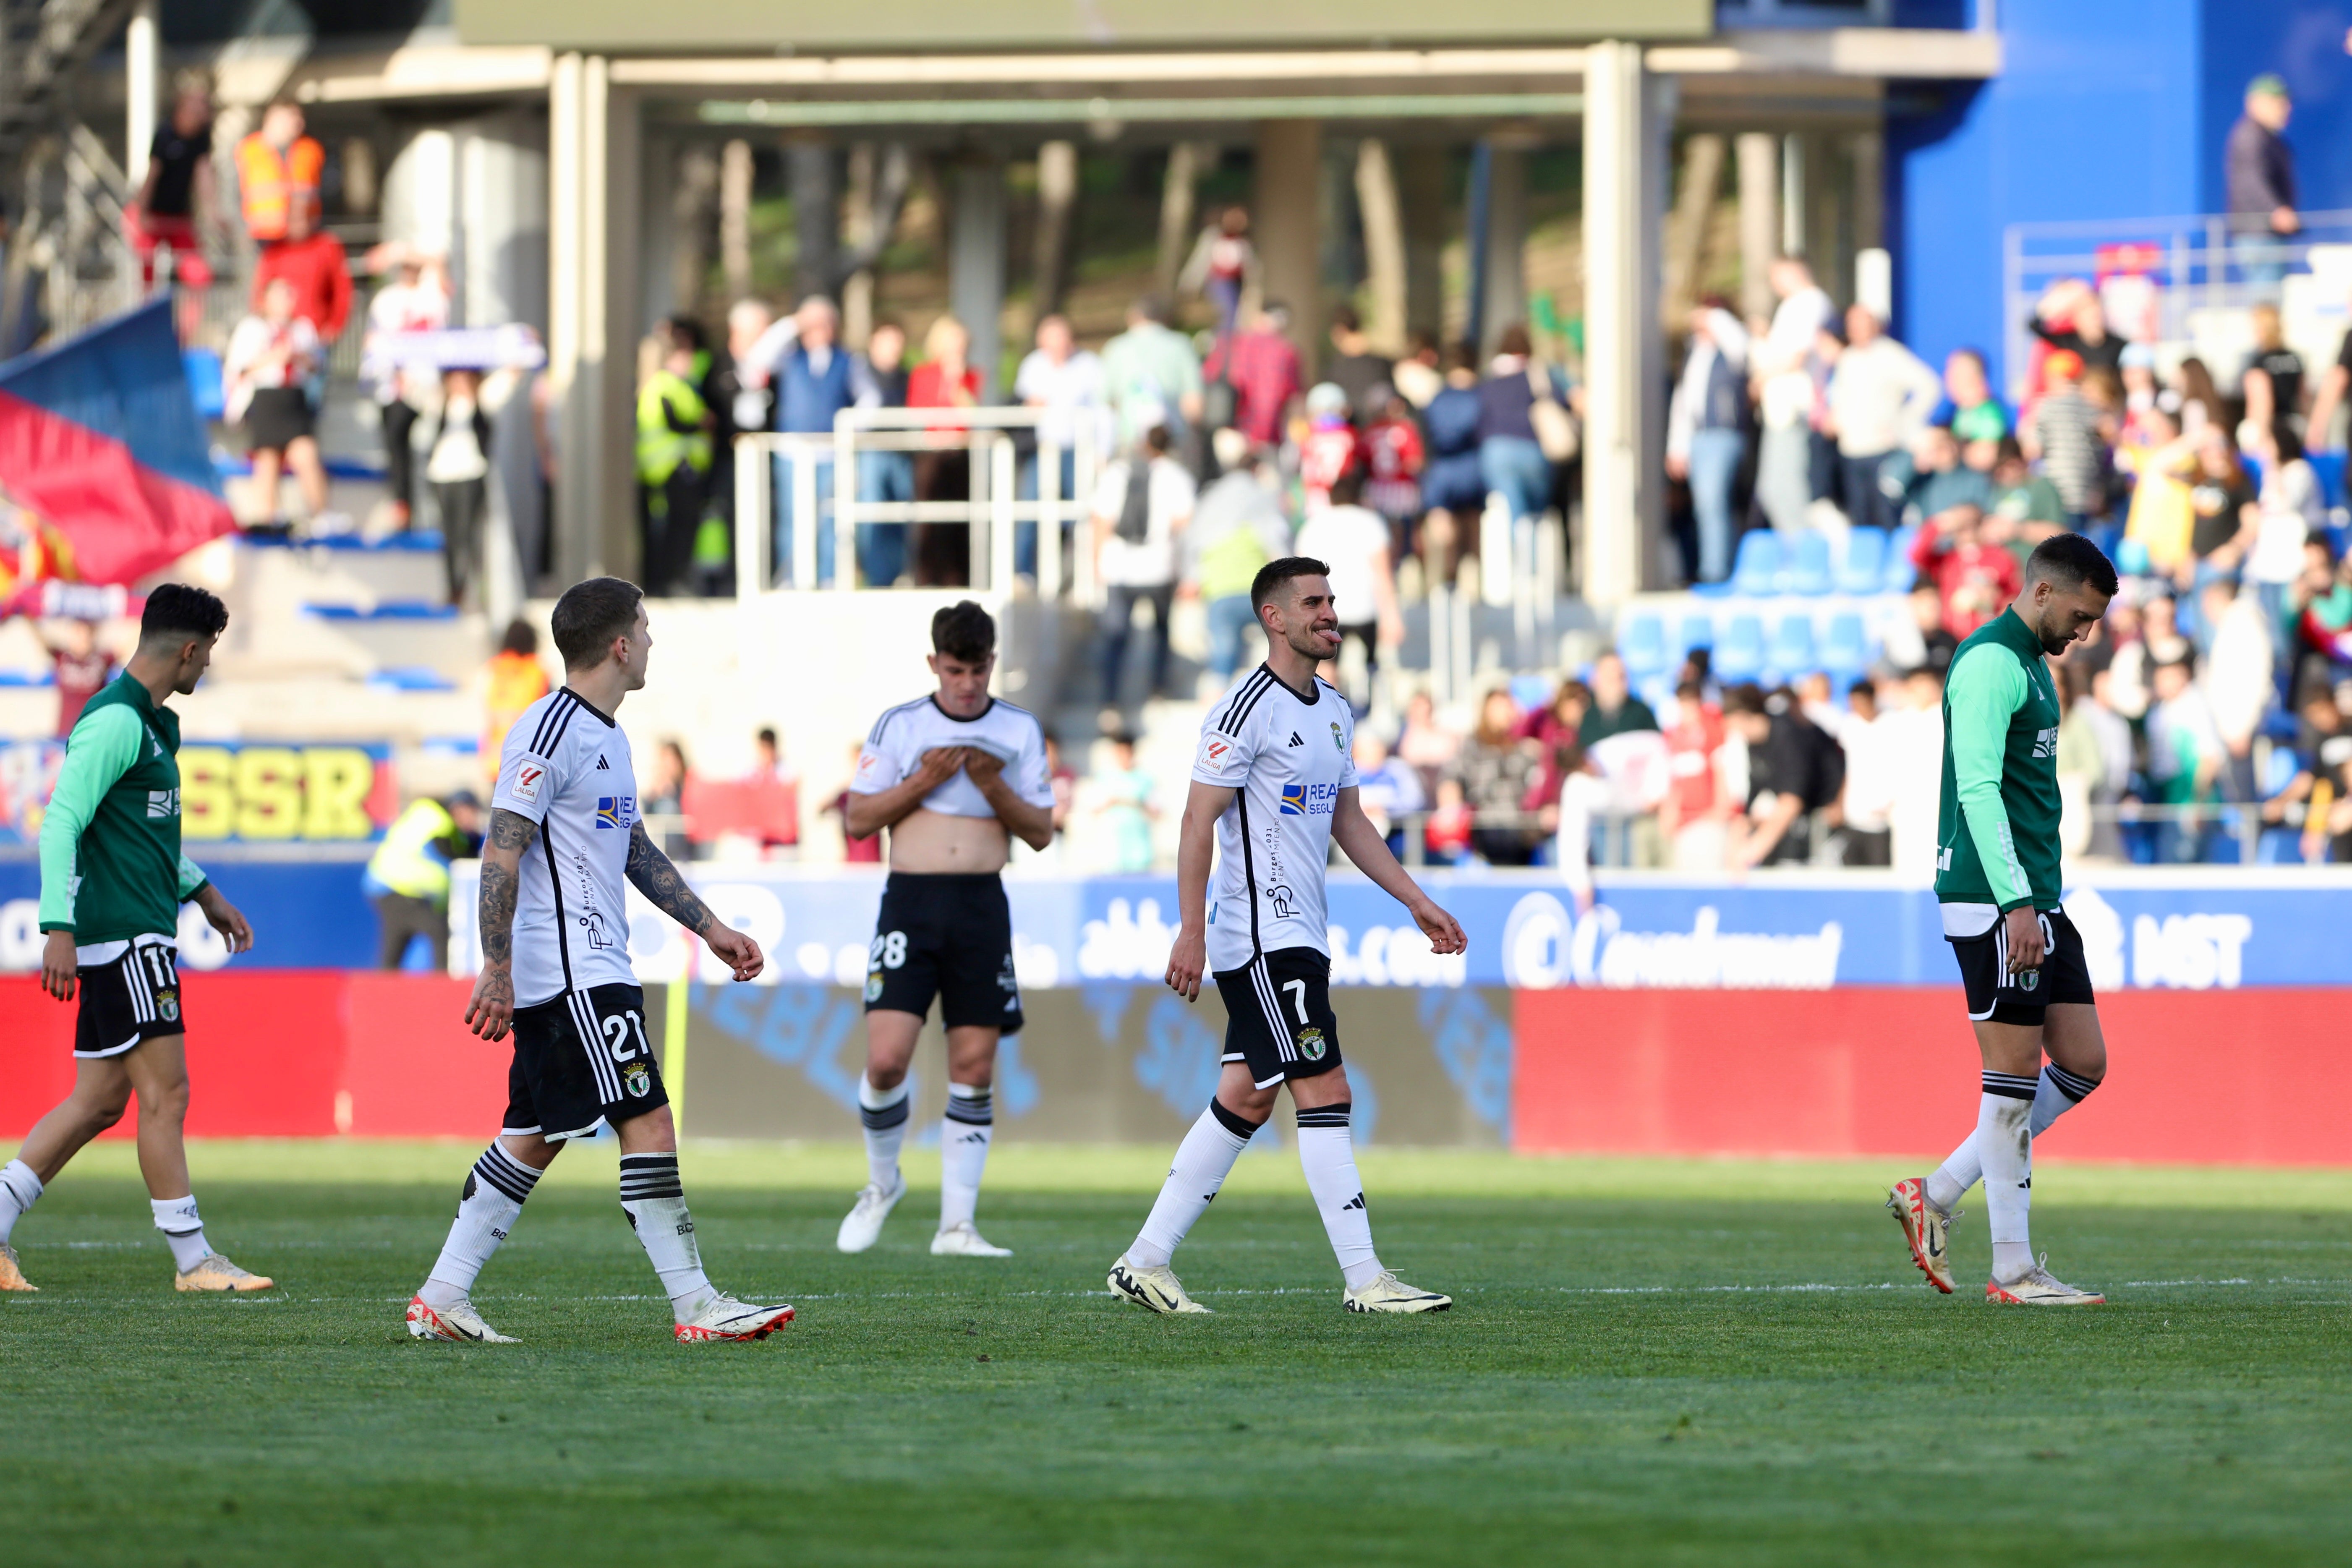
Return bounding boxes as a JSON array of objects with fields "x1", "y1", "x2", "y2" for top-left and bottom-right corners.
[
  {"x1": 1296, "y1": 1026, "x2": 1327, "y2": 1061},
  {"x1": 623, "y1": 1059, "x2": 652, "y2": 1097},
  {"x1": 1330, "y1": 722, "x2": 1344, "y2": 755},
  {"x1": 509, "y1": 759, "x2": 548, "y2": 805},
  {"x1": 157, "y1": 989, "x2": 179, "y2": 1022},
  {"x1": 595, "y1": 795, "x2": 635, "y2": 830},
  {"x1": 1280, "y1": 784, "x2": 1307, "y2": 815},
  {"x1": 2018, "y1": 968, "x2": 2039, "y2": 991}
]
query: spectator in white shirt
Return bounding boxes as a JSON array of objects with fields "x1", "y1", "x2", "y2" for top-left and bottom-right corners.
[
  {"x1": 1015, "y1": 314, "x2": 1109, "y2": 582},
  {"x1": 1833, "y1": 679, "x2": 1898, "y2": 865},
  {"x1": 1091, "y1": 424, "x2": 1195, "y2": 706},
  {"x1": 1293, "y1": 470, "x2": 1404, "y2": 711},
  {"x1": 224, "y1": 276, "x2": 328, "y2": 529},
  {"x1": 1751, "y1": 258, "x2": 1836, "y2": 536},
  {"x1": 1825, "y1": 304, "x2": 1942, "y2": 533},
  {"x1": 361, "y1": 245, "x2": 449, "y2": 531}
]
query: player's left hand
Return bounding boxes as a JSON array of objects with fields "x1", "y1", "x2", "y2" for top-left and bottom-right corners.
[
  {"x1": 703, "y1": 923, "x2": 764, "y2": 982},
  {"x1": 40, "y1": 929, "x2": 77, "y2": 1002},
  {"x1": 197, "y1": 889, "x2": 253, "y2": 954},
  {"x1": 962, "y1": 749, "x2": 1006, "y2": 791},
  {"x1": 1409, "y1": 897, "x2": 1468, "y2": 956}
]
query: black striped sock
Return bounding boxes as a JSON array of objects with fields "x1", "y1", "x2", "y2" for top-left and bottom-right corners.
[
  {"x1": 2044, "y1": 1063, "x2": 2100, "y2": 1103},
  {"x1": 1210, "y1": 1100, "x2": 1265, "y2": 1140},
  {"x1": 618, "y1": 1153, "x2": 684, "y2": 1202},
  {"x1": 945, "y1": 1088, "x2": 994, "y2": 1127},
  {"x1": 860, "y1": 1095, "x2": 911, "y2": 1132},
  {"x1": 470, "y1": 1143, "x2": 543, "y2": 1206},
  {"x1": 1295, "y1": 1102, "x2": 1353, "y2": 1131},
  {"x1": 1982, "y1": 1071, "x2": 2040, "y2": 1102}
]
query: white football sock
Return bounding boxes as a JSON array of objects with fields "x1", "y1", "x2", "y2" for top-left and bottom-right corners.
[
  {"x1": 0, "y1": 1158, "x2": 43, "y2": 1246},
  {"x1": 1977, "y1": 1073, "x2": 2038, "y2": 1283},
  {"x1": 1926, "y1": 1062, "x2": 2099, "y2": 1213},
  {"x1": 1129, "y1": 1101, "x2": 1259, "y2": 1269},
  {"x1": 150, "y1": 1194, "x2": 212, "y2": 1273},
  {"x1": 1295, "y1": 1102, "x2": 1383, "y2": 1292},
  {"x1": 619, "y1": 1153, "x2": 713, "y2": 1322},
  {"x1": 421, "y1": 1142, "x2": 543, "y2": 1308},
  {"x1": 939, "y1": 1082, "x2": 993, "y2": 1232},
  {"x1": 858, "y1": 1075, "x2": 911, "y2": 1192}
]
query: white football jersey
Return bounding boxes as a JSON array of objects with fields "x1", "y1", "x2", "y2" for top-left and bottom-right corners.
[
  {"x1": 1192, "y1": 665, "x2": 1358, "y2": 973},
  {"x1": 850, "y1": 695, "x2": 1054, "y2": 818},
  {"x1": 489, "y1": 687, "x2": 640, "y2": 1008}
]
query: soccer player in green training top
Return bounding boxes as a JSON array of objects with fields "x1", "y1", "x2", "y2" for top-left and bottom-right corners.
[
  {"x1": 0, "y1": 585, "x2": 267, "y2": 1295},
  {"x1": 1887, "y1": 534, "x2": 2118, "y2": 1307}
]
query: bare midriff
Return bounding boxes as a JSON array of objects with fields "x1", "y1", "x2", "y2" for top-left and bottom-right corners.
[{"x1": 887, "y1": 807, "x2": 1011, "y2": 874}]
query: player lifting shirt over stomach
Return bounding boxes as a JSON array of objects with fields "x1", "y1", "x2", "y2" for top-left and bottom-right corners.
[{"x1": 837, "y1": 601, "x2": 1056, "y2": 1258}]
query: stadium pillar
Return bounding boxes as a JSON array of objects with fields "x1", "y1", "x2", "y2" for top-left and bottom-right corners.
[
  {"x1": 950, "y1": 153, "x2": 1008, "y2": 391},
  {"x1": 1735, "y1": 131, "x2": 1777, "y2": 324},
  {"x1": 1580, "y1": 39, "x2": 1665, "y2": 606},
  {"x1": 126, "y1": 2, "x2": 159, "y2": 179},
  {"x1": 1478, "y1": 134, "x2": 1531, "y2": 355},
  {"x1": 1399, "y1": 146, "x2": 1449, "y2": 342},
  {"x1": 1255, "y1": 119, "x2": 1323, "y2": 358},
  {"x1": 549, "y1": 54, "x2": 643, "y2": 583}
]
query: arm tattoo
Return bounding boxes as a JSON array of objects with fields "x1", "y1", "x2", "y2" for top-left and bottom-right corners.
[
  {"x1": 477, "y1": 809, "x2": 539, "y2": 971},
  {"x1": 627, "y1": 821, "x2": 716, "y2": 936}
]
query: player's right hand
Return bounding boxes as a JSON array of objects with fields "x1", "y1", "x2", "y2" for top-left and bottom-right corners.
[
  {"x1": 2002, "y1": 905, "x2": 2047, "y2": 973},
  {"x1": 40, "y1": 929, "x2": 76, "y2": 1002},
  {"x1": 915, "y1": 747, "x2": 971, "y2": 787},
  {"x1": 1165, "y1": 928, "x2": 1207, "y2": 1003},
  {"x1": 465, "y1": 966, "x2": 515, "y2": 1041}
]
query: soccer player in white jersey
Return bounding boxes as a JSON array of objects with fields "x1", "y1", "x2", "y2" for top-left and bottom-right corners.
[
  {"x1": 1109, "y1": 557, "x2": 1466, "y2": 1315},
  {"x1": 836, "y1": 601, "x2": 1055, "y2": 1257},
  {"x1": 405, "y1": 578, "x2": 793, "y2": 1344}
]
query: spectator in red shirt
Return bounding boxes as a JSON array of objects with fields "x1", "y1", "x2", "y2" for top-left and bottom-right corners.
[
  {"x1": 907, "y1": 314, "x2": 984, "y2": 585},
  {"x1": 1910, "y1": 501, "x2": 2023, "y2": 638},
  {"x1": 1657, "y1": 678, "x2": 1729, "y2": 870},
  {"x1": 1209, "y1": 301, "x2": 1304, "y2": 447},
  {"x1": 251, "y1": 201, "x2": 353, "y2": 345},
  {"x1": 1361, "y1": 388, "x2": 1425, "y2": 537},
  {"x1": 42, "y1": 618, "x2": 117, "y2": 737},
  {"x1": 1298, "y1": 382, "x2": 1361, "y2": 511}
]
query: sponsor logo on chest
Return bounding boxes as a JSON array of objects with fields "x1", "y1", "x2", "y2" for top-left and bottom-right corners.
[
  {"x1": 1279, "y1": 781, "x2": 1338, "y2": 817},
  {"x1": 146, "y1": 788, "x2": 179, "y2": 819},
  {"x1": 595, "y1": 795, "x2": 636, "y2": 830}
]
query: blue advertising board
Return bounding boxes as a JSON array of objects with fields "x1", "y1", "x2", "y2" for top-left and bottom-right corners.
[{"x1": 5, "y1": 860, "x2": 2344, "y2": 992}]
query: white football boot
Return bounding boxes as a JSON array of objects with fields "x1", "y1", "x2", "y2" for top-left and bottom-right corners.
[
  {"x1": 174, "y1": 1253, "x2": 274, "y2": 1292},
  {"x1": 1987, "y1": 1257, "x2": 2105, "y2": 1306},
  {"x1": 1107, "y1": 1255, "x2": 1212, "y2": 1314},
  {"x1": 406, "y1": 1294, "x2": 519, "y2": 1343},
  {"x1": 1343, "y1": 1272, "x2": 1453, "y2": 1314},
  {"x1": 930, "y1": 1221, "x2": 1011, "y2": 1258},
  {"x1": 674, "y1": 1293, "x2": 796, "y2": 1342},
  {"x1": 836, "y1": 1174, "x2": 906, "y2": 1254}
]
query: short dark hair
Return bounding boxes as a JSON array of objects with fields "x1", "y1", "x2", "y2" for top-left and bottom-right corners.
[
  {"x1": 1721, "y1": 682, "x2": 1769, "y2": 718},
  {"x1": 1251, "y1": 556, "x2": 1331, "y2": 613},
  {"x1": 140, "y1": 583, "x2": 228, "y2": 646},
  {"x1": 549, "y1": 576, "x2": 644, "y2": 669},
  {"x1": 1328, "y1": 470, "x2": 1364, "y2": 508},
  {"x1": 932, "y1": 600, "x2": 996, "y2": 663},
  {"x1": 755, "y1": 727, "x2": 778, "y2": 748},
  {"x1": 1329, "y1": 303, "x2": 1361, "y2": 334},
  {"x1": 499, "y1": 617, "x2": 538, "y2": 656},
  {"x1": 2025, "y1": 533, "x2": 2119, "y2": 598}
]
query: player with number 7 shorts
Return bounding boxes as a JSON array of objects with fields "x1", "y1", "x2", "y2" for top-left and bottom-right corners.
[{"x1": 404, "y1": 578, "x2": 790, "y2": 1345}]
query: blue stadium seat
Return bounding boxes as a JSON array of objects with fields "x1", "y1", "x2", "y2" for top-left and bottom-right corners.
[
  {"x1": 1677, "y1": 612, "x2": 1716, "y2": 658},
  {"x1": 183, "y1": 348, "x2": 225, "y2": 421},
  {"x1": 1884, "y1": 525, "x2": 1921, "y2": 593},
  {"x1": 1820, "y1": 611, "x2": 1869, "y2": 681},
  {"x1": 1765, "y1": 614, "x2": 1816, "y2": 682},
  {"x1": 2309, "y1": 449, "x2": 2346, "y2": 508},
  {"x1": 1714, "y1": 613, "x2": 1767, "y2": 682},
  {"x1": 1837, "y1": 528, "x2": 1887, "y2": 596},
  {"x1": 1785, "y1": 531, "x2": 1834, "y2": 595},
  {"x1": 1636, "y1": 672, "x2": 1675, "y2": 716},
  {"x1": 1732, "y1": 531, "x2": 1782, "y2": 597},
  {"x1": 1619, "y1": 611, "x2": 1671, "y2": 679}
]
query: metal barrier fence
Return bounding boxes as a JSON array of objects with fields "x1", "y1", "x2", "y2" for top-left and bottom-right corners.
[{"x1": 734, "y1": 408, "x2": 1108, "y2": 599}]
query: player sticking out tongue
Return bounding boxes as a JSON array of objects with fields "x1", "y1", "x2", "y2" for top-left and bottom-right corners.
[{"x1": 1109, "y1": 557, "x2": 1465, "y2": 1316}]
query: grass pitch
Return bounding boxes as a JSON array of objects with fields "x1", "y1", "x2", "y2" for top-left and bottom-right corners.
[{"x1": 5, "y1": 1140, "x2": 2351, "y2": 1567}]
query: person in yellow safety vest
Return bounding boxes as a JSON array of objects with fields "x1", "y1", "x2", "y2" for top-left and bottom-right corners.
[
  {"x1": 363, "y1": 791, "x2": 483, "y2": 971},
  {"x1": 482, "y1": 618, "x2": 552, "y2": 779},
  {"x1": 637, "y1": 317, "x2": 714, "y2": 597},
  {"x1": 234, "y1": 99, "x2": 324, "y2": 246}
]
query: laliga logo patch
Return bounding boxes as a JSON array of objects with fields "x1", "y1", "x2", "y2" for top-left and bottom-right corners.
[
  {"x1": 1199, "y1": 735, "x2": 1235, "y2": 770},
  {"x1": 1295, "y1": 1026, "x2": 1327, "y2": 1061},
  {"x1": 623, "y1": 1060, "x2": 651, "y2": 1098},
  {"x1": 1279, "y1": 784, "x2": 1307, "y2": 816},
  {"x1": 510, "y1": 759, "x2": 547, "y2": 805}
]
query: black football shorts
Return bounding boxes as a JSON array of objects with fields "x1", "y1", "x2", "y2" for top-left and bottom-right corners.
[
  {"x1": 1949, "y1": 907, "x2": 2095, "y2": 1026},
  {"x1": 864, "y1": 872, "x2": 1024, "y2": 1035},
  {"x1": 1213, "y1": 945, "x2": 1344, "y2": 1090},
  {"x1": 504, "y1": 981, "x2": 668, "y2": 1141},
  {"x1": 73, "y1": 936, "x2": 187, "y2": 1058}
]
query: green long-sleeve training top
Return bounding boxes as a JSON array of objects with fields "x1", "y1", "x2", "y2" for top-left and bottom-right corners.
[
  {"x1": 1934, "y1": 607, "x2": 2066, "y2": 935},
  {"x1": 38, "y1": 674, "x2": 208, "y2": 946}
]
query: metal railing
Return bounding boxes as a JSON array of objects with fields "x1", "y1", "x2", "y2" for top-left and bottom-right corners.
[
  {"x1": 2001, "y1": 207, "x2": 2352, "y2": 400},
  {"x1": 734, "y1": 407, "x2": 1109, "y2": 600}
]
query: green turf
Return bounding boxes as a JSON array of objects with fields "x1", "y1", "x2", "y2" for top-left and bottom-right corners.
[{"x1": 6, "y1": 1140, "x2": 2350, "y2": 1567}]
